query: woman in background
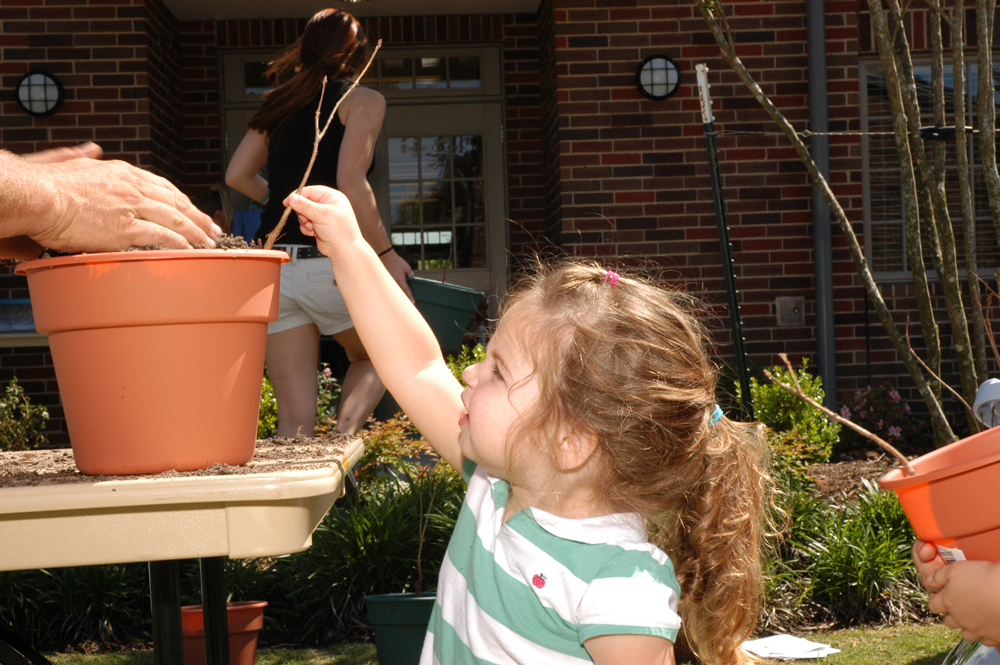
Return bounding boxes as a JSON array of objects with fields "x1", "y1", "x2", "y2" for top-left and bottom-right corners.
[{"x1": 226, "y1": 8, "x2": 412, "y2": 437}]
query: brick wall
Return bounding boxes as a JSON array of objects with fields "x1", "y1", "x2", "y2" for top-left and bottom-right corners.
[
  {"x1": 0, "y1": 0, "x2": 185, "y2": 445},
  {"x1": 537, "y1": 0, "x2": 874, "y2": 406}
]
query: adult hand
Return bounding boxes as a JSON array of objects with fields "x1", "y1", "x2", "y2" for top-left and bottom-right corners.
[
  {"x1": 22, "y1": 142, "x2": 103, "y2": 164},
  {"x1": 31, "y1": 157, "x2": 221, "y2": 252},
  {"x1": 380, "y1": 251, "x2": 415, "y2": 303},
  {"x1": 1, "y1": 146, "x2": 221, "y2": 255}
]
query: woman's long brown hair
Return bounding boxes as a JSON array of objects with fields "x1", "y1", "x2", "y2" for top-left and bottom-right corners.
[{"x1": 248, "y1": 9, "x2": 369, "y2": 138}]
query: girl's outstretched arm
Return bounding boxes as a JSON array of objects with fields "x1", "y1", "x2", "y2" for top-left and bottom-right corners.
[{"x1": 287, "y1": 186, "x2": 466, "y2": 470}]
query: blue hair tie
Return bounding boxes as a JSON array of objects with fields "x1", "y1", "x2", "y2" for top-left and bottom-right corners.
[{"x1": 709, "y1": 404, "x2": 724, "y2": 426}]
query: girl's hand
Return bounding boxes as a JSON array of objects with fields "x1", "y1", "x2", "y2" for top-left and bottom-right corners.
[
  {"x1": 921, "y1": 556, "x2": 1000, "y2": 646},
  {"x1": 287, "y1": 186, "x2": 363, "y2": 257}
]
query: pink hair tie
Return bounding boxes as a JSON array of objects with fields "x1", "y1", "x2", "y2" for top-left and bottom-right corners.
[{"x1": 604, "y1": 270, "x2": 620, "y2": 286}]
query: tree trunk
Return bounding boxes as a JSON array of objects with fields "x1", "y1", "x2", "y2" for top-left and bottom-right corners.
[{"x1": 694, "y1": 0, "x2": 957, "y2": 444}]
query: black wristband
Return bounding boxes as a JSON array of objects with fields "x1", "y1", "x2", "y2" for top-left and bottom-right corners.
[{"x1": 376, "y1": 246, "x2": 395, "y2": 258}]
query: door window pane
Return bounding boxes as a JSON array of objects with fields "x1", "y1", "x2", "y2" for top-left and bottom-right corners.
[
  {"x1": 382, "y1": 58, "x2": 414, "y2": 90},
  {"x1": 449, "y1": 56, "x2": 481, "y2": 89},
  {"x1": 244, "y1": 61, "x2": 271, "y2": 96},
  {"x1": 417, "y1": 57, "x2": 447, "y2": 90},
  {"x1": 388, "y1": 133, "x2": 486, "y2": 269}
]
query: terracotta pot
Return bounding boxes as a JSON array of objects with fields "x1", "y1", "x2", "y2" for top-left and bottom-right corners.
[
  {"x1": 880, "y1": 425, "x2": 1000, "y2": 562},
  {"x1": 16, "y1": 249, "x2": 287, "y2": 475},
  {"x1": 181, "y1": 601, "x2": 267, "y2": 665}
]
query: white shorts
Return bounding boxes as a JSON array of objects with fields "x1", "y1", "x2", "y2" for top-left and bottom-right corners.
[{"x1": 267, "y1": 256, "x2": 354, "y2": 336}]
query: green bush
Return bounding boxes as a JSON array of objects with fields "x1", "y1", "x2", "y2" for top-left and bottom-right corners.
[
  {"x1": 762, "y1": 476, "x2": 927, "y2": 631},
  {"x1": 258, "y1": 364, "x2": 342, "y2": 439},
  {"x1": 740, "y1": 359, "x2": 839, "y2": 470},
  {"x1": 446, "y1": 343, "x2": 485, "y2": 386},
  {"x1": 0, "y1": 375, "x2": 49, "y2": 451}
]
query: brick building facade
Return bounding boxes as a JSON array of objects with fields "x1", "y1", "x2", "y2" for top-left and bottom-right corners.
[{"x1": 0, "y1": 0, "x2": 988, "y2": 444}]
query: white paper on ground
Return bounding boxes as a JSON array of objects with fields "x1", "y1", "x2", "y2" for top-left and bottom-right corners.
[{"x1": 741, "y1": 634, "x2": 842, "y2": 660}]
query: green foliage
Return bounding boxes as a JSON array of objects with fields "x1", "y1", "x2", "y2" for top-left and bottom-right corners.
[
  {"x1": 446, "y1": 343, "x2": 485, "y2": 386},
  {"x1": 258, "y1": 364, "x2": 342, "y2": 439},
  {"x1": 0, "y1": 375, "x2": 48, "y2": 451},
  {"x1": 742, "y1": 359, "x2": 840, "y2": 463},
  {"x1": 258, "y1": 372, "x2": 277, "y2": 439},
  {"x1": 0, "y1": 564, "x2": 150, "y2": 651},
  {"x1": 762, "y1": 476, "x2": 928, "y2": 631}
]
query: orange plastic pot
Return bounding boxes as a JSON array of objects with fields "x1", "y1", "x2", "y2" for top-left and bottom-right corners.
[
  {"x1": 16, "y1": 249, "x2": 288, "y2": 475},
  {"x1": 181, "y1": 601, "x2": 267, "y2": 665},
  {"x1": 880, "y1": 425, "x2": 1000, "y2": 562}
]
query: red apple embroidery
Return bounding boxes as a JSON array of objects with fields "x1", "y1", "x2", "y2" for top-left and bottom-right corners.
[{"x1": 532, "y1": 573, "x2": 546, "y2": 589}]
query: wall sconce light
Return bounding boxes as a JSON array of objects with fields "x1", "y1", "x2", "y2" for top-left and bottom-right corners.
[
  {"x1": 635, "y1": 56, "x2": 680, "y2": 101},
  {"x1": 16, "y1": 71, "x2": 65, "y2": 118}
]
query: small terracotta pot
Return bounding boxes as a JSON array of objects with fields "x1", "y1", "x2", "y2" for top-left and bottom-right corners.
[
  {"x1": 181, "y1": 600, "x2": 267, "y2": 665},
  {"x1": 16, "y1": 249, "x2": 287, "y2": 475},
  {"x1": 880, "y1": 426, "x2": 1000, "y2": 562}
]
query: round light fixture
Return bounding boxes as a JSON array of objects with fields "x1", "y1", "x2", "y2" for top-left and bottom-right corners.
[
  {"x1": 16, "y1": 71, "x2": 65, "y2": 118},
  {"x1": 635, "y1": 56, "x2": 681, "y2": 101}
]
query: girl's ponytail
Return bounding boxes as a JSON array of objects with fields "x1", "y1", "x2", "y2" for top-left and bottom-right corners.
[{"x1": 657, "y1": 417, "x2": 770, "y2": 665}]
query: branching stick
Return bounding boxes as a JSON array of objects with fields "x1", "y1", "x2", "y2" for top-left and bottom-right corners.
[
  {"x1": 764, "y1": 353, "x2": 916, "y2": 476},
  {"x1": 264, "y1": 40, "x2": 382, "y2": 250}
]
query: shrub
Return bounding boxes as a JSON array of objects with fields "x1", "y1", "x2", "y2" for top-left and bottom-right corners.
[
  {"x1": 743, "y1": 359, "x2": 840, "y2": 464},
  {"x1": 837, "y1": 384, "x2": 929, "y2": 458},
  {"x1": 258, "y1": 364, "x2": 342, "y2": 438},
  {"x1": 762, "y1": 477, "x2": 928, "y2": 630},
  {"x1": 446, "y1": 343, "x2": 485, "y2": 386},
  {"x1": 0, "y1": 376, "x2": 48, "y2": 451}
]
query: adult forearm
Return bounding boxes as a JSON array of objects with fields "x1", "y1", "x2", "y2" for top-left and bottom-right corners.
[
  {"x1": 0, "y1": 150, "x2": 55, "y2": 239},
  {"x1": 339, "y1": 180, "x2": 392, "y2": 253}
]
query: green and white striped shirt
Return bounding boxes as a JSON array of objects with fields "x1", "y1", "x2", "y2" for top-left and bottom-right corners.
[{"x1": 420, "y1": 461, "x2": 681, "y2": 665}]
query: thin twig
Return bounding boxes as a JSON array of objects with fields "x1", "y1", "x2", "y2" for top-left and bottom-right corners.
[
  {"x1": 765, "y1": 353, "x2": 916, "y2": 476},
  {"x1": 903, "y1": 317, "x2": 980, "y2": 431},
  {"x1": 264, "y1": 40, "x2": 383, "y2": 250},
  {"x1": 414, "y1": 480, "x2": 437, "y2": 597},
  {"x1": 978, "y1": 272, "x2": 1000, "y2": 368}
]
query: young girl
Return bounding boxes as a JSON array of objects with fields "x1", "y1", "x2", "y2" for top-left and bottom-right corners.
[{"x1": 285, "y1": 187, "x2": 772, "y2": 665}]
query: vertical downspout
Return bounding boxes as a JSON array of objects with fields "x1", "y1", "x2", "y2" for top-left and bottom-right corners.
[{"x1": 807, "y1": 1, "x2": 837, "y2": 410}]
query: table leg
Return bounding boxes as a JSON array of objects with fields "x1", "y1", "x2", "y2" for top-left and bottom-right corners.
[
  {"x1": 148, "y1": 561, "x2": 184, "y2": 665},
  {"x1": 198, "y1": 558, "x2": 229, "y2": 665},
  {"x1": 0, "y1": 619, "x2": 52, "y2": 665}
]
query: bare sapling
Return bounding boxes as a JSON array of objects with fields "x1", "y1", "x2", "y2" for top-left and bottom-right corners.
[
  {"x1": 414, "y1": 480, "x2": 438, "y2": 597},
  {"x1": 764, "y1": 353, "x2": 917, "y2": 476},
  {"x1": 263, "y1": 39, "x2": 383, "y2": 250}
]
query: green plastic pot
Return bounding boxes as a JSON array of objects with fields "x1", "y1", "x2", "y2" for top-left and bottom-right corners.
[
  {"x1": 364, "y1": 592, "x2": 436, "y2": 665},
  {"x1": 407, "y1": 276, "x2": 485, "y2": 353}
]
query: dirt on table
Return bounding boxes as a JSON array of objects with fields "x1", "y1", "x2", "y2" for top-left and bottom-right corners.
[{"x1": 0, "y1": 432, "x2": 358, "y2": 488}]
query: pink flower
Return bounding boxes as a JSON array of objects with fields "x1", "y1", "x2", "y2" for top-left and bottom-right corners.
[
  {"x1": 876, "y1": 419, "x2": 884, "y2": 429},
  {"x1": 889, "y1": 390, "x2": 901, "y2": 403},
  {"x1": 323, "y1": 367, "x2": 332, "y2": 378},
  {"x1": 904, "y1": 404, "x2": 911, "y2": 413},
  {"x1": 888, "y1": 426, "x2": 902, "y2": 438},
  {"x1": 840, "y1": 405, "x2": 851, "y2": 418}
]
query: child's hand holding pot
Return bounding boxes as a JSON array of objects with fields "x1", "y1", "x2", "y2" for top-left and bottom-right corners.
[{"x1": 913, "y1": 540, "x2": 1000, "y2": 647}]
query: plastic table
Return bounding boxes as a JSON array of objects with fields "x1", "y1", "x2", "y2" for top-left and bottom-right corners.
[{"x1": 0, "y1": 439, "x2": 364, "y2": 665}]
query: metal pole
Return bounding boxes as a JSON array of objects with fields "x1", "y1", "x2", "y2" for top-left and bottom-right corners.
[
  {"x1": 148, "y1": 561, "x2": 184, "y2": 665},
  {"x1": 696, "y1": 64, "x2": 755, "y2": 420},
  {"x1": 199, "y1": 557, "x2": 230, "y2": 665},
  {"x1": 806, "y1": 0, "x2": 838, "y2": 410}
]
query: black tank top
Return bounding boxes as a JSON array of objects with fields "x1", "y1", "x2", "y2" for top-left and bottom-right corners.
[{"x1": 258, "y1": 80, "x2": 373, "y2": 245}]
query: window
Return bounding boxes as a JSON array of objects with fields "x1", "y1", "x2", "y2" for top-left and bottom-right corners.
[
  {"x1": 387, "y1": 135, "x2": 486, "y2": 270},
  {"x1": 861, "y1": 61, "x2": 1000, "y2": 278}
]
